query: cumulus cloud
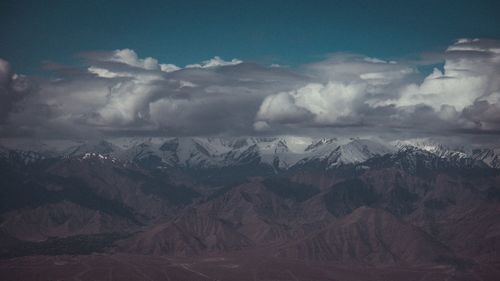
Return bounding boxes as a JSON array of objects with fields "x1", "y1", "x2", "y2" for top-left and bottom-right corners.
[
  {"x1": 394, "y1": 40, "x2": 500, "y2": 111},
  {"x1": 256, "y1": 82, "x2": 367, "y2": 127},
  {"x1": 0, "y1": 59, "x2": 34, "y2": 122},
  {"x1": 1, "y1": 50, "x2": 303, "y2": 138},
  {"x1": 185, "y1": 56, "x2": 242, "y2": 68},
  {"x1": 255, "y1": 54, "x2": 416, "y2": 129},
  {"x1": 253, "y1": 121, "x2": 270, "y2": 131},
  {"x1": 86, "y1": 49, "x2": 180, "y2": 76},
  {"x1": 391, "y1": 39, "x2": 500, "y2": 131},
  {"x1": 256, "y1": 91, "x2": 312, "y2": 124},
  {"x1": 109, "y1": 49, "x2": 163, "y2": 70},
  {"x1": 2, "y1": 39, "x2": 500, "y2": 143},
  {"x1": 0, "y1": 59, "x2": 11, "y2": 85},
  {"x1": 255, "y1": 39, "x2": 500, "y2": 136}
]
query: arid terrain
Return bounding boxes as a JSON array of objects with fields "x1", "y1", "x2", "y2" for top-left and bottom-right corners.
[{"x1": 1, "y1": 137, "x2": 500, "y2": 281}]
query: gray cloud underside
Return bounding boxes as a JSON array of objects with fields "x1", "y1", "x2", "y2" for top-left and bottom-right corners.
[{"x1": 1, "y1": 39, "x2": 500, "y2": 145}]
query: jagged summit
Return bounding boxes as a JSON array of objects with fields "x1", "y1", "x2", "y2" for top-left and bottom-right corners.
[{"x1": 1, "y1": 136, "x2": 499, "y2": 169}]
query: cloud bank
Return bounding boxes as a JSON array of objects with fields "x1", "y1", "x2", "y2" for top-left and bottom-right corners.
[{"x1": 1, "y1": 39, "x2": 500, "y2": 144}]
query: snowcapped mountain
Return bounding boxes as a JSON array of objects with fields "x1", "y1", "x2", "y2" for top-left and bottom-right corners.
[
  {"x1": 393, "y1": 139, "x2": 469, "y2": 159},
  {"x1": 1, "y1": 138, "x2": 500, "y2": 281},
  {"x1": 63, "y1": 140, "x2": 121, "y2": 158},
  {"x1": 224, "y1": 137, "x2": 312, "y2": 169},
  {"x1": 1, "y1": 137, "x2": 498, "y2": 170},
  {"x1": 297, "y1": 138, "x2": 396, "y2": 169},
  {"x1": 393, "y1": 138, "x2": 500, "y2": 169},
  {"x1": 368, "y1": 145, "x2": 486, "y2": 176},
  {"x1": 110, "y1": 137, "x2": 309, "y2": 170},
  {"x1": 110, "y1": 137, "x2": 396, "y2": 171}
]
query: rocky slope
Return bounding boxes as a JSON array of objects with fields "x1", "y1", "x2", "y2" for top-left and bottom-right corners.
[{"x1": 0, "y1": 137, "x2": 499, "y2": 278}]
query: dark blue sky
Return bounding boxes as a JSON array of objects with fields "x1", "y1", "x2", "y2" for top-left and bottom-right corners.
[{"x1": 2, "y1": 0, "x2": 500, "y2": 73}]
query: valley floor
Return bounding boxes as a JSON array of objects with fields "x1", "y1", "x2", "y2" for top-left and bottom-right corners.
[{"x1": 1, "y1": 252, "x2": 500, "y2": 281}]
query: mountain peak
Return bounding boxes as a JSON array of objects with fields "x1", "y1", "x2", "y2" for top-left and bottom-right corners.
[{"x1": 1, "y1": 136, "x2": 499, "y2": 170}]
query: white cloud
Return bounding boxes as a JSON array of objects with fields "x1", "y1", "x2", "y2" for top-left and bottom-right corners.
[
  {"x1": 89, "y1": 50, "x2": 241, "y2": 76},
  {"x1": 0, "y1": 58, "x2": 12, "y2": 85},
  {"x1": 88, "y1": 66, "x2": 131, "y2": 78},
  {"x1": 295, "y1": 82, "x2": 365, "y2": 124},
  {"x1": 179, "y1": 80, "x2": 197, "y2": 88},
  {"x1": 256, "y1": 82, "x2": 366, "y2": 126},
  {"x1": 0, "y1": 58, "x2": 34, "y2": 121},
  {"x1": 256, "y1": 92, "x2": 311, "y2": 123},
  {"x1": 359, "y1": 68, "x2": 413, "y2": 86},
  {"x1": 306, "y1": 54, "x2": 415, "y2": 86},
  {"x1": 109, "y1": 49, "x2": 162, "y2": 70},
  {"x1": 92, "y1": 80, "x2": 158, "y2": 126},
  {"x1": 149, "y1": 98, "x2": 189, "y2": 127},
  {"x1": 363, "y1": 57, "x2": 388, "y2": 64},
  {"x1": 160, "y1": 64, "x2": 181, "y2": 72},
  {"x1": 396, "y1": 67, "x2": 487, "y2": 111},
  {"x1": 253, "y1": 121, "x2": 270, "y2": 131},
  {"x1": 186, "y1": 56, "x2": 242, "y2": 68},
  {"x1": 479, "y1": 92, "x2": 500, "y2": 104},
  {"x1": 394, "y1": 39, "x2": 500, "y2": 112},
  {"x1": 3, "y1": 40, "x2": 500, "y2": 140},
  {"x1": 255, "y1": 40, "x2": 500, "y2": 133}
]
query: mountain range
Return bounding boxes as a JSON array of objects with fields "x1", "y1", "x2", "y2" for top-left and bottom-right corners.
[
  {"x1": 1, "y1": 137, "x2": 500, "y2": 280},
  {"x1": 2, "y1": 136, "x2": 499, "y2": 169}
]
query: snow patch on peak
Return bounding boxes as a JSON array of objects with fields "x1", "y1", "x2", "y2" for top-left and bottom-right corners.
[
  {"x1": 2, "y1": 136, "x2": 498, "y2": 170},
  {"x1": 325, "y1": 139, "x2": 395, "y2": 168},
  {"x1": 393, "y1": 138, "x2": 470, "y2": 160},
  {"x1": 81, "y1": 152, "x2": 116, "y2": 162},
  {"x1": 64, "y1": 140, "x2": 119, "y2": 157},
  {"x1": 305, "y1": 138, "x2": 339, "y2": 152}
]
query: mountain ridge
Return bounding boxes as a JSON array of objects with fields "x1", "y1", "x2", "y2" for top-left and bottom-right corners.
[{"x1": 2, "y1": 136, "x2": 498, "y2": 170}]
